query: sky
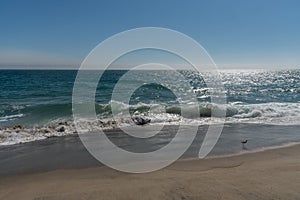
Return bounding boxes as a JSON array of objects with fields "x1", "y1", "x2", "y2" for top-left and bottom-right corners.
[{"x1": 0, "y1": 0, "x2": 300, "y2": 69}]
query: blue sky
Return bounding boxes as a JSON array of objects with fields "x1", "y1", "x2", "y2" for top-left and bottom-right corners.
[{"x1": 0, "y1": 0, "x2": 300, "y2": 69}]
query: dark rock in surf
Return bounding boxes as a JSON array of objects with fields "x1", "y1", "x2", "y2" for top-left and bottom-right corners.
[
  {"x1": 41, "y1": 128, "x2": 50, "y2": 133},
  {"x1": 57, "y1": 126, "x2": 65, "y2": 132},
  {"x1": 132, "y1": 116, "x2": 151, "y2": 126},
  {"x1": 12, "y1": 125, "x2": 24, "y2": 130},
  {"x1": 58, "y1": 122, "x2": 68, "y2": 126}
]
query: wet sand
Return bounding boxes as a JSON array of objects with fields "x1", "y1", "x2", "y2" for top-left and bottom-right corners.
[
  {"x1": 0, "y1": 143, "x2": 299, "y2": 200},
  {"x1": 0, "y1": 124, "x2": 300, "y2": 199},
  {"x1": 1, "y1": 124, "x2": 300, "y2": 175}
]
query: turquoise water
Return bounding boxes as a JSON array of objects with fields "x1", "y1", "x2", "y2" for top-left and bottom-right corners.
[{"x1": 0, "y1": 69, "x2": 300, "y2": 145}]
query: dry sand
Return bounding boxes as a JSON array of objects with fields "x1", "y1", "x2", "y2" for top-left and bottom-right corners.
[{"x1": 0, "y1": 144, "x2": 299, "y2": 200}]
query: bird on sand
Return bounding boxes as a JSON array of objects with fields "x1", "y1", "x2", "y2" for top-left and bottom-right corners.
[
  {"x1": 241, "y1": 139, "x2": 248, "y2": 149},
  {"x1": 241, "y1": 139, "x2": 248, "y2": 144}
]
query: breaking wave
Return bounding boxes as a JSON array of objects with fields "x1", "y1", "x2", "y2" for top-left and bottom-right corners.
[{"x1": 1, "y1": 101, "x2": 300, "y2": 146}]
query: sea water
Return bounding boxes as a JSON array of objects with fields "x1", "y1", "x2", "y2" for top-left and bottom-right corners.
[{"x1": 0, "y1": 69, "x2": 299, "y2": 146}]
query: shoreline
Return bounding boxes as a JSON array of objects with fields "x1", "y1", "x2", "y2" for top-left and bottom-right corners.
[
  {"x1": 1, "y1": 123, "x2": 300, "y2": 176},
  {"x1": 1, "y1": 143, "x2": 299, "y2": 199},
  {"x1": 1, "y1": 119, "x2": 300, "y2": 146},
  {"x1": 202, "y1": 140, "x2": 300, "y2": 159}
]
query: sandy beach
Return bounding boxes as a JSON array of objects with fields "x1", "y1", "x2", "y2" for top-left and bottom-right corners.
[
  {"x1": 0, "y1": 143, "x2": 299, "y2": 200},
  {"x1": 1, "y1": 0, "x2": 300, "y2": 199}
]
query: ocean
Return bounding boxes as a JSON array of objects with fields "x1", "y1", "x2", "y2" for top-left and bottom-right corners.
[{"x1": 0, "y1": 69, "x2": 300, "y2": 147}]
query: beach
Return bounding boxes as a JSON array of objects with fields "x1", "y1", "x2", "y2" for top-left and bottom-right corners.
[
  {"x1": 0, "y1": 123, "x2": 299, "y2": 200},
  {"x1": 0, "y1": 142, "x2": 299, "y2": 200},
  {"x1": 1, "y1": 0, "x2": 300, "y2": 199},
  {"x1": 0, "y1": 70, "x2": 299, "y2": 199}
]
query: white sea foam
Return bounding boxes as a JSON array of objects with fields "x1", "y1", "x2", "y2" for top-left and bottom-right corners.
[
  {"x1": 1, "y1": 102, "x2": 300, "y2": 146},
  {"x1": 0, "y1": 114, "x2": 24, "y2": 122}
]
